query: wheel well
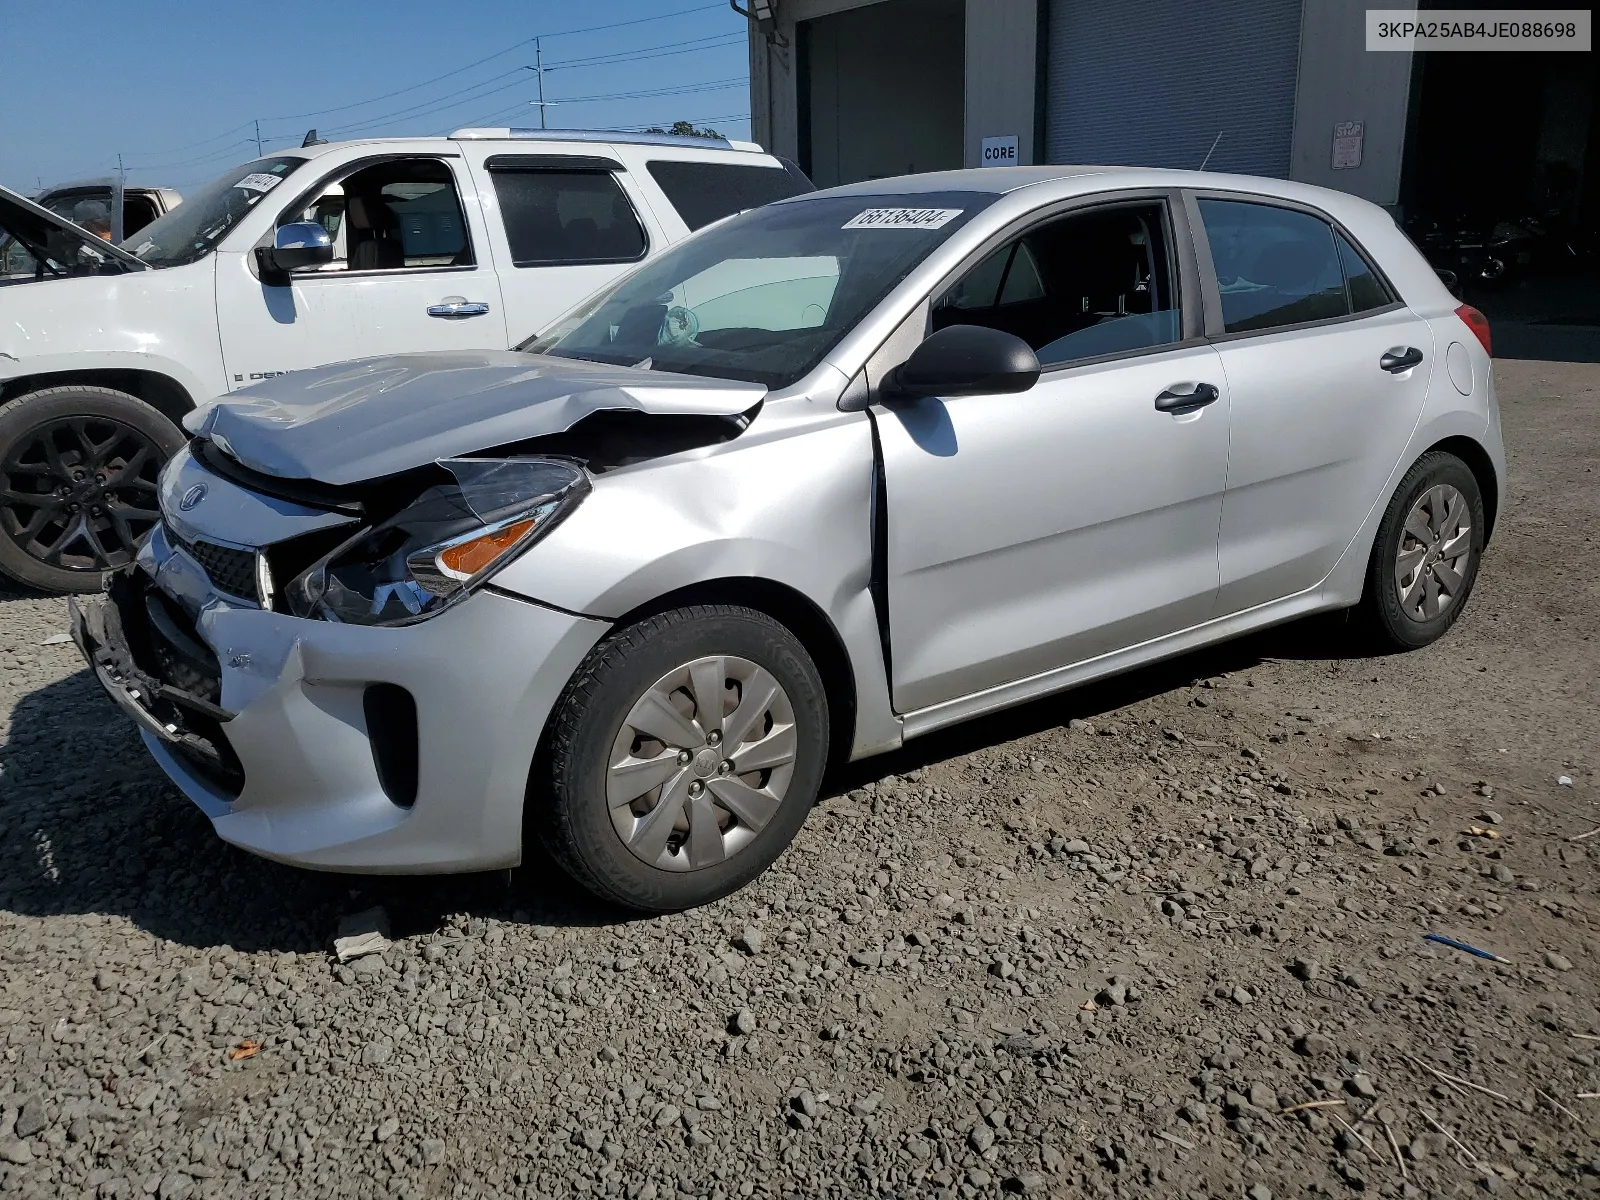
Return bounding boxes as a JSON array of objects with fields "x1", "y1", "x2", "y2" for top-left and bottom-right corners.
[
  {"x1": 609, "y1": 578, "x2": 859, "y2": 770},
  {"x1": 1427, "y1": 435, "x2": 1499, "y2": 540},
  {"x1": 0, "y1": 370, "x2": 194, "y2": 426}
]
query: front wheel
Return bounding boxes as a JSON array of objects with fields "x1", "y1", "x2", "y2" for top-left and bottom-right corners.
[
  {"x1": 0, "y1": 386, "x2": 185, "y2": 594},
  {"x1": 1357, "y1": 451, "x2": 1486, "y2": 650},
  {"x1": 534, "y1": 605, "x2": 829, "y2": 913}
]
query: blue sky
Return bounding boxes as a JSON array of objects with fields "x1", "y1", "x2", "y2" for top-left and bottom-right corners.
[{"x1": 0, "y1": 1, "x2": 753, "y2": 194}]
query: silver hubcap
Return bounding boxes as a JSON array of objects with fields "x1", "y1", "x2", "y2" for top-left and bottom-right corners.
[
  {"x1": 606, "y1": 656, "x2": 797, "y2": 872},
  {"x1": 1395, "y1": 483, "x2": 1473, "y2": 621}
]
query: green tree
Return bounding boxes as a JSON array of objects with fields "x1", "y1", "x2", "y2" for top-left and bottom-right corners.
[{"x1": 644, "y1": 121, "x2": 723, "y2": 139}]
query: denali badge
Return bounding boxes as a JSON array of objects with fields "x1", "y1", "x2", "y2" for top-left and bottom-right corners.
[{"x1": 179, "y1": 484, "x2": 208, "y2": 511}]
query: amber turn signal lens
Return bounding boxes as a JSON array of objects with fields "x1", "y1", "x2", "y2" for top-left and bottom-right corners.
[{"x1": 436, "y1": 518, "x2": 538, "y2": 579}]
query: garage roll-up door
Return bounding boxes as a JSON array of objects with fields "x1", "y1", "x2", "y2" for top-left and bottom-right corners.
[{"x1": 1045, "y1": 0, "x2": 1303, "y2": 177}]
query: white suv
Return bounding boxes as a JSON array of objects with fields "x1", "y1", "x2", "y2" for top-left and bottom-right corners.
[{"x1": 0, "y1": 129, "x2": 810, "y2": 592}]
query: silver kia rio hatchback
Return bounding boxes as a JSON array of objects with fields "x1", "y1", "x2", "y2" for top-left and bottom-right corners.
[{"x1": 73, "y1": 166, "x2": 1504, "y2": 912}]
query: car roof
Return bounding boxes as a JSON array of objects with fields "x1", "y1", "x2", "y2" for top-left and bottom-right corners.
[
  {"x1": 793, "y1": 165, "x2": 1394, "y2": 225},
  {"x1": 281, "y1": 128, "x2": 779, "y2": 165}
]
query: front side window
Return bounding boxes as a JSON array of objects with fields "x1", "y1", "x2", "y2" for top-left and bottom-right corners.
[
  {"x1": 1199, "y1": 199, "x2": 1352, "y2": 333},
  {"x1": 123, "y1": 156, "x2": 304, "y2": 269},
  {"x1": 490, "y1": 169, "x2": 647, "y2": 266},
  {"x1": 932, "y1": 201, "x2": 1180, "y2": 367},
  {"x1": 283, "y1": 158, "x2": 473, "y2": 272},
  {"x1": 525, "y1": 191, "x2": 995, "y2": 388}
]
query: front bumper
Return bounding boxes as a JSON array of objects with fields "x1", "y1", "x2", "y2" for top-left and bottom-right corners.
[{"x1": 76, "y1": 538, "x2": 608, "y2": 873}]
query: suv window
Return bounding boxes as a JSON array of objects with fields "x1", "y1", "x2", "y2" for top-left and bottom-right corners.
[
  {"x1": 1198, "y1": 199, "x2": 1360, "y2": 333},
  {"x1": 645, "y1": 160, "x2": 813, "y2": 231},
  {"x1": 932, "y1": 201, "x2": 1181, "y2": 367},
  {"x1": 488, "y1": 169, "x2": 647, "y2": 266}
]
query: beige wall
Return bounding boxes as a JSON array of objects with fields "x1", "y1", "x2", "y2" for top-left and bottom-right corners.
[
  {"x1": 963, "y1": 0, "x2": 1039, "y2": 167},
  {"x1": 1289, "y1": 0, "x2": 1416, "y2": 205}
]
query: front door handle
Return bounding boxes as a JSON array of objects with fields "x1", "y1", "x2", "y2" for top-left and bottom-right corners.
[
  {"x1": 1154, "y1": 382, "x2": 1220, "y2": 413},
  {"x1": 1380, "y1": 346, "x2": 1424, "y2": 373},
  {"x1": 427, "y1": 296, "x2": 491, "y2": 318}
]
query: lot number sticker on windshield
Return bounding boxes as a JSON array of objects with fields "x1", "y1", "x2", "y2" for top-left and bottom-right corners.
[
  {"x1": 234, "y1": 173, "x2": 283, "y2": 192},
  {"x1": 843, "y1": 208, "x2": 962, "y2": 230}
]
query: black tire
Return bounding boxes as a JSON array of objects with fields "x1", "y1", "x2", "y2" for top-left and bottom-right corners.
[
  {"x1": 535, "y1": 605, "x2": 829, "y2": 913},
  {"x1": 0, "y1": 386, "x2": 185, "y2": 594},
  {"x1": 1358, "y1": 450, "x2": 1486, "y2": 651}
]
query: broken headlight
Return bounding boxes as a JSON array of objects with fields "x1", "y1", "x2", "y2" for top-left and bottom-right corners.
[{"x1": 286, "y1": 458, "x2": 588, "y2": 626}]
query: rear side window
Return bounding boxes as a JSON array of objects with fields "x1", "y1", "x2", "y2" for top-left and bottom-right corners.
[
  {"x1": 489, "y1": 169, "x2": 647, "y2": 267},
  {"x1": 1335, "y1": 231, "x2": 1395, "y2": 313},
  {"x1": 1199, "y1": 199, "x2": 1348, "y2": 333},
  {"x1": 646, "y1": 160, "x2": 814, "y2": 231}
]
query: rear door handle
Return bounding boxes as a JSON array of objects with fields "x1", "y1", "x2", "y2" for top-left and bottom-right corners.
[
  {"x1": 1380, "y1": 346, "x2": 1424, "y2": 373},
  {"x1": 427, "y1": 296, "x2": 491, "y2": 318},
  {"x1": 1154, "y1": 382, "x2": 1220, "y2": 413}
]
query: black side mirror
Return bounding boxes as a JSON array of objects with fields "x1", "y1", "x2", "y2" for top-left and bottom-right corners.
[
  {"x1": 884, "y1": 325, "x2": 1041, "y2": 400},
  {"x1": 255, "y1": 221, "x2": 334, "y2": 285}
]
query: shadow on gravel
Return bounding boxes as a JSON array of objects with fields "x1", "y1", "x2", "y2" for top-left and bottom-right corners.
[
  {"x1": 0, "y1": 611, "x2": 1361, "y2": 952},
  {"x1": 824, "y1": 610, "x2": 1365, "y2": 791}
]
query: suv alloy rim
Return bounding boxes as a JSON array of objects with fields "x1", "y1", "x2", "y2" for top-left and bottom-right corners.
[
  {"x1": 0, "y1": 416, "x2": 165, "y2": 573},
  {"x1": 606, "y1": 655, "x2": 798, "y2": 871},
  {"x1": 1395, "y1": 482, "x2": 1473, "y2": 621}
]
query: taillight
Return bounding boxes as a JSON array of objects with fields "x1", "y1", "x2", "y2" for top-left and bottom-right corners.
[{"x1": 1455, "y1": 304, "x2": 1492, "y2": 357}]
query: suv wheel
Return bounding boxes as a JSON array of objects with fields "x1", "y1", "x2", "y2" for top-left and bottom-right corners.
[
  {"x1": 1359, "y1": 450, "x2": 1486, "y2": 650},
  {"x1": 536, "y1": 605, "x2": 829, "y2": 912},
  {"x1": 0, "y1": 386, "x2": 184, "y2": 594}
]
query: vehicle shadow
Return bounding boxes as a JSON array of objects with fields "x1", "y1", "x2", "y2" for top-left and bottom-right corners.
[{"x1": 0, "y1": 611, "x2": 1362, "y2": 954}]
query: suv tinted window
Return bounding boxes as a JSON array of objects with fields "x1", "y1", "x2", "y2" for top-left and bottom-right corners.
[
  {"x1": 1199, "y1": 199, "x2": 1348, "y2": 333},
  {"x1": 1336, "y1": 231, "x2": 1395, "y2": 313},
  {"x1": 646, "y1": 160, "x2": 813, "y2": 231},
  {"x1": 933, "y1": 201, "x2": 1180, "y2": 367},
  {"x1": 489, "y1": 169, "x2": 646, "y2": 266}
]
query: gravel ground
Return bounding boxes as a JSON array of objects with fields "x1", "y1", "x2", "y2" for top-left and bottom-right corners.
[{"x1": 0, "y1": 358, "x2": 1596, "y2": 1200}]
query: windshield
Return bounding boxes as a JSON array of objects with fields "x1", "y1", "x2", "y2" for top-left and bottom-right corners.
[
  {"x1": 523, "y1": 191, "x2": 995, "y2": 389},
  {"x1": 121, "y1": 156, "x2": 303, "y2": 268}
]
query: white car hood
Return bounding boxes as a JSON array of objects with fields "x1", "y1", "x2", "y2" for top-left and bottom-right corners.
[{"x1": 187, "y1": 350, "x2": 767, "y2": 484}]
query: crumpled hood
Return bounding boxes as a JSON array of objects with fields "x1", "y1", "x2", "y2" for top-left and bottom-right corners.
[{"x1": 186, "y1": 350, "x2": 767, "y2": 484}]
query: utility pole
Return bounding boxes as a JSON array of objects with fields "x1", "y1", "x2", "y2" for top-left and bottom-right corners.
[
  {"x1": 523, "y1": 41, "x2": 548, "y2": 129},
  {"x1": 254, "y1": 119, "x2": 263, "y2": 156}
]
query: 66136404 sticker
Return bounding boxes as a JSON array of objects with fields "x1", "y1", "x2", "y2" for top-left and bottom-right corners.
[{"x1": 842, "y1": 208, "x2": 963, "y2": 230}]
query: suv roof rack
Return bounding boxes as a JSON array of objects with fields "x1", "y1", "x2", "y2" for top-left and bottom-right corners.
[{"x1": 450, "y1": 127, "x2": 763, "y2": 153}]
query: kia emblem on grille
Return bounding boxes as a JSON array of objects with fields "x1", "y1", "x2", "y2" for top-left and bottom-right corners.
[{"x1": 179, "y1": 484, "x2": 208, "y2": 511}]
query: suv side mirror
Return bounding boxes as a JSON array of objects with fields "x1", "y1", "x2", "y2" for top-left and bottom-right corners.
[
  {"x1": 256, "y1": 221, "x2": 333, "y2": 284},
  {"x1": 884, "y1": 325, "x2": 1041, "y2": 400}
]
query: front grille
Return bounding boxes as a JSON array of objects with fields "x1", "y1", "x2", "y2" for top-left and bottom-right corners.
[{"x1": 175, "y1": 533, "x2": 258, "y2": 603}]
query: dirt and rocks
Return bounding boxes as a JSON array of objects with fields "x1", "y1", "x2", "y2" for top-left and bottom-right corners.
[{"x1": 0, "y1": 357, "x2": 1596, "y2": 1200}]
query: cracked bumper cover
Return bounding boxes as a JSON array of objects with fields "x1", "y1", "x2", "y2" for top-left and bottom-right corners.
[{"x1": 78, "y1": 526, "x2": 609, "y2": 873}]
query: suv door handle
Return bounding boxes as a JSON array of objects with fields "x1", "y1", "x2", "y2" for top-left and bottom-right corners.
[
  {"x1": 427, "y1": 297, "x2": 491, "y2": 318},
  {"x1": 1154, "y1": 382, "x2": 1220, "y2": 413},
  {"x1": 1380, "y1": 346, "x2": 1424, "y2": 373}
]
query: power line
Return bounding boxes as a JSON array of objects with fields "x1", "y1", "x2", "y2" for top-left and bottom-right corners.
[
  {"x1": 544, "y1": 33, "x2": 747, "y2": 73},
  {"x1": 322, "y1": 41, "x2": 747, "y2": 140},
  {"x1": 253, "y1": 3, "x2": 726, "y2": 124},
  {"x1": 320, "y1": 70, "x2": 534, "y2": 137},
  {"x1": 444, "y1": 80, "x2": 747, "y2": 135}
]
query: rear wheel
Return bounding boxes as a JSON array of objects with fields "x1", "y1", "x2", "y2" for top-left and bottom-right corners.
[
  {"x1": 535, "y1": 605, "x2": 829, "y2": 913},
  {"x1": 0, "y1": 386, "x2": 184, "y2": 594},
  {"x1": 1358, "y1": 451, "x2": 1485, "y2": 650}
]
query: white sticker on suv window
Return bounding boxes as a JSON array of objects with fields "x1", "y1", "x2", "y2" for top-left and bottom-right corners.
[
  {"x1": 234, "y1": 173, "x2": 283, "y2": 192},
  {"x1": 842, "y1": 207, "x2": 962, "y2": 230}
]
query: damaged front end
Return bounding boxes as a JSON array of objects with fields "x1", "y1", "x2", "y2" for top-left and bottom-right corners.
[{"x1": 71, "y1": 570, "x2": 243, "y2": 796}]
